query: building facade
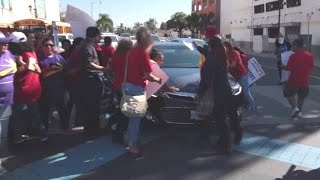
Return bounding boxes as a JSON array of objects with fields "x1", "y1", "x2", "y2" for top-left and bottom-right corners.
[
  {"x1": 0, "y1": 0, "x2": 60, "y2": 33},
  {"x1": 191, "y1": 0, "x2": 232, "y2": 35},
  {"x1": 231, "y1": 0, "x2": 320, "y2": 54}
]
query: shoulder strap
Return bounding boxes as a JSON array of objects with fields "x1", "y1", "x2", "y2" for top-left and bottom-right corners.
[{"x1": 123, "y1": 52, "x2": 129, "y2": 83}]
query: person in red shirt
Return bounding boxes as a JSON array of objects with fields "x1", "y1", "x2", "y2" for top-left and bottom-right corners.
[
  {"x1": 233, "y1": 46, "x2": 249, "y2": 72},
  {"x1": 112, "y1": 27, "x2": 161, "y2": 158},
  {"x1": 224, "y1": 42, "x2": 257, "y2": 114},
  {"x1": 282, "y1": 39, "x2": 314, "y2": 120},
  {"x1": 101, "y1": 36, "x2": 115, "y2": 67},
  {"x1": 67, "y1": 37, "x2": 84, "y2": 126},
  {"x1": 10, "y1": 34, "x2": 47, "y2": 143}
]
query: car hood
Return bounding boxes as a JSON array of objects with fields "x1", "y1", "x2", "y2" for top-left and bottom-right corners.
[{"x1": 162, "y1": 67, "x2": 200, "y2": 93}]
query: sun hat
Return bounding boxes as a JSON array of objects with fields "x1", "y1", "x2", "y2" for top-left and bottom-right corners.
[
  {"x1": 0, "y1": 31, "x2": 12, "y2": 43},
  {"x1": 8, "y1": 31, "x2": 27, "y2": 43}
]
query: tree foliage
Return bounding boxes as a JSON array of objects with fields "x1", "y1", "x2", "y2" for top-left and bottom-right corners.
[
  {"x1": 145, "y1": 18, "x2": 157, "y2": 33},
  {"x1": 96, "y1": 13, "x2": 114, "y2": 33},
  {"x1": 160, "y1": 22, "x2": 167, "y2": 30}
]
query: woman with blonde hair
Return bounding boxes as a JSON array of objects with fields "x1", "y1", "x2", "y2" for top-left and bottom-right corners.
[{"x1": 112, "y1": 28, "x2": 162, "y2": 158}]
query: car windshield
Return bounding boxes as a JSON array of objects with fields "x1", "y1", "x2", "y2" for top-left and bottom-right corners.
[
  {"x1": 121, "y1": 33, "x2": 130, "y2": 37},
  {"x1": 195, "y1": 40, "x2": 206, "y2": 47},
  {"x1": 151, "y1": 35, "x2": 161, "y2": 42},
  {"x1": 155, "y1": 44, "x2": 200, "y2": 68}
]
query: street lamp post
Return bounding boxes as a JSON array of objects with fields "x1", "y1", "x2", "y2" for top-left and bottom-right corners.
[
  {"x1": 277, "y1": 0, "x2": 284, "y2": 35},
  {"x1": 33, "y1": 0, "x2": 38, "y2": 18}
]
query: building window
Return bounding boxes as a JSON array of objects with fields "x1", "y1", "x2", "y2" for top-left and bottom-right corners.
[
  {"x1": 268, "y1": 27, "x2": 279, "y2": 38},
  {"x1": 198, "y1": 3, "x2": 202, "y2": 11},
  {"x1": 209, "y1": 0, "x2": 215, "y2": 4},
  {"x1": 254, "y1": 4, "x2": 264, "y2": 14},
  {"x1": 0, "y1": 0, "x2": 10, "y2": 9},
  {"x1": 266, "y1": 1, "x2": 283, "y2": 12},
  {"x1": 203, "y1": 0, "x2": 208, "y2": 8},
  {"x1": 287, "y1": 0, "x2": 301, "y2": 8},
  {"x1": 36, "y1": 0, "x2": 46, "y2": 18},
  {"x1": 254, "y1": 28, "x2": 263, "y2": 36}
]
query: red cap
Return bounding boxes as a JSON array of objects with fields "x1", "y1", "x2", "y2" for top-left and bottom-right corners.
[{"x1": 205, "y1": 27, "x2": 218, "y2": 39}]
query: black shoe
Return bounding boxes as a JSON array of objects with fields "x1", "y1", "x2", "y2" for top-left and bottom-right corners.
[{"x1": 234, "y1": 128, "x2": 243, "y2": 145}]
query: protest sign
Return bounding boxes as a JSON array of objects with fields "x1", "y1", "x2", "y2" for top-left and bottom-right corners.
[
  {"x1": 146, "y1": 62, "x2": 169, "y2": 99},
  {"x1": 281, "y1": 51, "x2": 294, "y2": 82},
  {"x1": 248, "y1": 57, "x2": 265, "y2": 85}
]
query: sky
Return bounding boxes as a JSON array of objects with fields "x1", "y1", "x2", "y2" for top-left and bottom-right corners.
[{"x1": 60, "y1": 0, "x2": 192, "y2": 28}]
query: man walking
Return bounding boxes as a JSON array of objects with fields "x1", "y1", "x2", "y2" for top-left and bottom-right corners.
[{"x1": 282, "y1": 39, "x2": 314, "y2": 120}]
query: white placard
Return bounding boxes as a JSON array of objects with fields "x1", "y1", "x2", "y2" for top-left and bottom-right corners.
[
  {"x1": 281, "y1": 51, "x2": 294, "y2": 82},
  {"x1": 248, "y1": 57, "x2": 265, "y2": 85},
  {"x1": 146, "y1": 62, "x2": 169, "y2": 99}
]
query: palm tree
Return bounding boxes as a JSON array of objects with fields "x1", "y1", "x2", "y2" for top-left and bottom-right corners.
[{"x1": 96, "y1": 13, "x2": 113, "y2": 32}]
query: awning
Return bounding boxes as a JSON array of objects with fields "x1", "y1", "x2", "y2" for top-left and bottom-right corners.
[{"x1": 247, "y1": 22, "x2": 301, "y2": 29}]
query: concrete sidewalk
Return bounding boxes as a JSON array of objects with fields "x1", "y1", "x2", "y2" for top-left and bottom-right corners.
[{"x1": 242, "y1": 48, "x2": 320, "y2": 68}]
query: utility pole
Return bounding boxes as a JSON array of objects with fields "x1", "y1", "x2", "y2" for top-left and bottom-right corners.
[
  {"x1": 34, "y1": 0, "x2": 38, "y2": 18},
  {"x1": 277, "y1": 0, "x2": 282, "y2": 35}
]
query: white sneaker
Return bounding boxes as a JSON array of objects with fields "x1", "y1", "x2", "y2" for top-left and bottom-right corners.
[
  {"x1": 291, "y1": 108, "x2": 300, "y2": 118},
  {"x1": 297, "y1": 111, "x2": 302, "y2": 118}
]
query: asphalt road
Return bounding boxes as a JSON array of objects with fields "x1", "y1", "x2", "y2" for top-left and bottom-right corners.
[{"x1": 1, "y1": 53, "x2": 320, "y2": 180}]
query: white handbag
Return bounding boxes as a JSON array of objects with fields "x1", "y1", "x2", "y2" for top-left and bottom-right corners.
[{"x1": 120, "y1": 53, "x2": 148, "y2": 118}]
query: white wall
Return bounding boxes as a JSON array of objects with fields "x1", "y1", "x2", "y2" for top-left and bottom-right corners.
[
  {"x1": 1, "y1": 0, "x2": 60, "y2": 23},
  {"x1": 231, "y1": 0, "x2": 320, "y2": 45},
  {"x1": 230, "y1": 0, "x2": 252, "y2": 42},
  {"x1": 45, "y1": 0, "x2": 60, "y2": 21},
  {"x1": 220, "y1": 0, "x2": 232, "y2": 35}
]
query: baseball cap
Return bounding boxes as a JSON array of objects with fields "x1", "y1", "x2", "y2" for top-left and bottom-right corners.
[
  {"x1": 0, "y1": 31, "x2": 12, "y2": 43},
  {"x1": 9, "y1": 32, "x2": 27, "y2": 43}
]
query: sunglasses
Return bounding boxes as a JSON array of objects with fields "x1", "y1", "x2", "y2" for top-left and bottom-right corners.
[{"x1": 43, "y1": 44, "x2": 54, "y2": 48}]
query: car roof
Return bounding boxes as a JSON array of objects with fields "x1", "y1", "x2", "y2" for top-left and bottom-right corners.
[{"x1": 154, "y1": 42, "x2": 190, "y2": 47}]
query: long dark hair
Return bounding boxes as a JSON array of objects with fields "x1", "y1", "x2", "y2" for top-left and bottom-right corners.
[
  {"x1": 233, "y1": 46, "x2": 245, "y2": 55},
  {"x1": 70, "y1": 37, "x2": 84, "y2": 52},
  {"x1": 208, "y1": 37, "x2": 228, "y2": 70}
]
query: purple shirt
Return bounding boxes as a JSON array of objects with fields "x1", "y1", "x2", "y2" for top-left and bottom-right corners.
[
  {"x1": 39, "y1": 54, "x2": 66, "y2": 68},
  {"x1": 0, "y1": 51, "x2": 16, "y2": 106}
]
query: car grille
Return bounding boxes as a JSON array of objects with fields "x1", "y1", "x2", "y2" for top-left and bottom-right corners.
[{"x1": 161, "y1": 94, "x2": 197, "y2": 124}]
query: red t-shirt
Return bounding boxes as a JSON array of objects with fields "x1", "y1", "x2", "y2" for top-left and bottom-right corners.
[
  {"x1": 14, "y1": 52, "x2": 42, "y2": 103},
  {"x1": 228, "y1": 50, "x2": 248, "y2": 80},
  {"x1": 68, "y1": 47, "x2": 81, "y2": 85},
  {"x1": 240, "y1": 54, "x2": 249, "y2": 72},
  {"x1": 112, "y1": 47, "x2": 152, "y2": 91},
  {"x1": 101, "y1": 45, "x2": 115, "y2": 66},
  {"x1": 287, "y1": 49, "x2": 314, "y2": 87}
]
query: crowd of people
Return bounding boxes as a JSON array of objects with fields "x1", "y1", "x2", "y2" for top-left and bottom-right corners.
[{"x1": 0, "y1": 24, "x2": 315, "y2": 158}]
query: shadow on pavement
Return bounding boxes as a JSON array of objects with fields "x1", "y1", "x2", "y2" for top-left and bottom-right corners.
[{"x1": 276, "y1": 165, "x2": 320, "y2": 180}]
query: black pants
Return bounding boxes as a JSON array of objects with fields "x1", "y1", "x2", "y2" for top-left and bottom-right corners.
[
  {"x1": 277, "y1": 59, "x2": 282, "y2": 81},
  {"x1": 81, "y1": 75, "x2": 102, "y2": 137},
  {"x1": 213, "y1": 99, "x2": 242, "y2": 148},
  {"x1": 41, "y1": 100, "x2": 68, "y2": 130}
]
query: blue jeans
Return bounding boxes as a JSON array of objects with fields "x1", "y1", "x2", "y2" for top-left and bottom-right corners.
[
  {"x1": 239, "y1": 75, "x2": 257, "y2": 112},
  {"x1": 0, "y1": 105, "x2": 12, "y2": 138},
  {"x1": 122, "y1": 83, "x2": 144, "y2": 148}
]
